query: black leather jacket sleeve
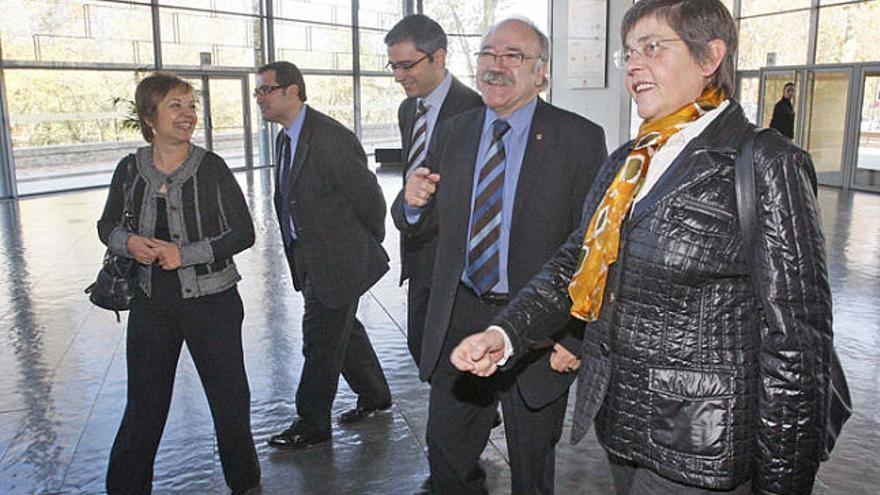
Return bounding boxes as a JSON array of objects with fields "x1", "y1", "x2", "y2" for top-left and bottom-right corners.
[{"x1": 751, "y1": 137, "x2": 831, "y2": 494}]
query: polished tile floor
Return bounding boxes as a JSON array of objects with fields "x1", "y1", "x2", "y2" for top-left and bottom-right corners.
[{"x1": 0, "y1": 168, "x2": 877, "y2": 494}]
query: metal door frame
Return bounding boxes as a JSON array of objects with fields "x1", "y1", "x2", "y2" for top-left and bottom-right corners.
[
  {"x1": 848, "y1": 64, "x2": 880, "y2": 192},
  {"x1": 176, "y1": 71, "x2": 254, "y2": 170}
]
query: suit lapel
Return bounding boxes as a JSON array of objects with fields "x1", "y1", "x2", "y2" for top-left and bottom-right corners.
[
  {"x1": 400, "y1": 98, "x2": 416, "y2": 165},
  {"x1": 286, "y1": 107, "x2": 311, "y2": 192},
  {"x1": 447, "y1": 108, "x2": 486, "y2": 245},
  {"x1": 510, "y1": 99, "x2": 547, "y2": 235}
]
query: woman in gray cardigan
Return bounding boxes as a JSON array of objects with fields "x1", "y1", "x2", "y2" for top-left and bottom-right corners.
[{"x1": 98, "y1": 72, "x2": 259, "y2": 495}]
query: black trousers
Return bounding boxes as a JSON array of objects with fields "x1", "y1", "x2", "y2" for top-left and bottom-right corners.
[
  {"x1": 426, "y1": 287, "x2": 568, "y2": 495},
  {"x1": 106, "y1": 285, "x2": 260, "y2": 495},
  {"x1": 292, "y1": 277, "x2": 392, "y2": 435},
  {"x1": 608, "y1": 455, "x2": 752, "y2": 495}
]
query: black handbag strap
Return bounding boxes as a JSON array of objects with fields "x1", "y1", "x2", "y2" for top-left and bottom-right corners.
[
  {"x1": 121, "y1": 154, "x2": 138, "y2": 230},
  {"x1": 734, "y1": 127, "x2": 767, "y2": 264}
]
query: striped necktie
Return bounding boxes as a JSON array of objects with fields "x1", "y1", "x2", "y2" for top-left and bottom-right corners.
[
  {"x1": 405, "y1": 100, "x2": 429, "y2": 180},
  {"x1": 465, "y1": 119, "x2": 511, "y2": 295}
]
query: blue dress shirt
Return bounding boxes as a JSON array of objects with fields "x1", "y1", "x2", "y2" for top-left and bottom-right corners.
[{"x1": 460, "y1": 97, "x2": 538, "y2": 294}]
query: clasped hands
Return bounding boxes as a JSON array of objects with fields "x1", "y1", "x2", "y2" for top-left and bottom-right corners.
[
  {"x1": 127, "y1": 235, "x2": 182, "y2": 270},
  {"x1": 450, "y1": 330, "x2": 582, "y2": 377}
]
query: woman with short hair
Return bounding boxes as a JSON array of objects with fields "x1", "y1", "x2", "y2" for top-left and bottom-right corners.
[
  {"x1": 98, "y1": 72, "x2": 260, "y2": 495},
  {"x1": 451, "y1": 1, "x2": 835, "y2": 493}
]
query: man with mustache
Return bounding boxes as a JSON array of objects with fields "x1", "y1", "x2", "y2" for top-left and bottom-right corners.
[{"x1": 400, "y1": 18, "x2": 607, "y2": 494}]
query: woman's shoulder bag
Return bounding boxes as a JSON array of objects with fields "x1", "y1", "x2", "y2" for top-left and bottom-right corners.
[{"x1": 85, "y1": 154, "x2": 139, "y2": 321}]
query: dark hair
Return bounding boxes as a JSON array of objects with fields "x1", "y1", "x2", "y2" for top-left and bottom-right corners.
[
  {"x1": 257, "y1": 61, "x2": 307, "y2": 102},
  {"x1": 621, "y1": 0, "x2": 738, "y2": 96},
  {"x1": 784, "y1": 82, "x2": 795, "y2": 90},
  {"x1": 135, "y1": 72, "x2": 194, "y2": 143},
  {"x1": 384, "y1": 14, "x2": 447, "y2": 56}
]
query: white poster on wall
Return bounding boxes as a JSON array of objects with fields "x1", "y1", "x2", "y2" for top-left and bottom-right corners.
[{"x1": 567, "y1": 0, "x2": 608, "y2": 89}]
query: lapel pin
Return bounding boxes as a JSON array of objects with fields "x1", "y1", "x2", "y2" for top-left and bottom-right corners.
[{"x1": 536, "y1": 133, "x2": 543, "y2": 141}]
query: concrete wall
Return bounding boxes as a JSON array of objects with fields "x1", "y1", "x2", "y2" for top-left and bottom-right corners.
[{"x1": 550, "y1": 0, "x2": 632, "y2": 152}]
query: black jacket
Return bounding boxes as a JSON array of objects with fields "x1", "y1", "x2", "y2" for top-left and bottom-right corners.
[
  {"x1": 273, "y1": 106, "x2": 389, "y2": 309},
  {"x1": 494, "y1": 101, "x2": 832, "y2": 494},
  {"x1": 768, "y1": 97, "x2": 794, "y2": 139},
  {"x1": 98, "y1": 146, "x2": 254, "y2": 298},
  {"x1": 407, "y1": 99, "x2": 607, "y2": 408}
]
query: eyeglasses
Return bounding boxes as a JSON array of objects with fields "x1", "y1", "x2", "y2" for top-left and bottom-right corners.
[
  {"x1": 253, "y1": 84, "x2": 291, "y2": 97},
  {"x1": 475, "y1": 51, "x2": 543, "y2": 68},
  {"x1": 613, "y1": 38, "x2": 683, "y2": 69},
  {"x1": 385, "y1": 54, "x2": 430, "y2": 72}
]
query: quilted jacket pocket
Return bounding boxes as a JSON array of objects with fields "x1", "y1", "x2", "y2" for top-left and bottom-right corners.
[{"x1": 648, "y1": 367, "x2": 734, "y2": 457}]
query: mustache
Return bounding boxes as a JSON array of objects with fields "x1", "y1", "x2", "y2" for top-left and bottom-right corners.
[{"x1": 480, "y1": 70, "x2": 514, "y2": 86}]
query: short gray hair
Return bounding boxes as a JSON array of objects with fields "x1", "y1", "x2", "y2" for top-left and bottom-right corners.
[
  {"x1": 621, "y1": 0, "x2": 737, "y2": 96},
  {"x1": 483, "y1": 18, "x2": 551, "y2": 90}
]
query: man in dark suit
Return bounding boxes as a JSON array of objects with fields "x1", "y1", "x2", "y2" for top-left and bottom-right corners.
[
  {"x1": 386, "y1": 14, "x2": 483, "y2": 365},
  {"x1": 255, "y1": 61, "x2": 393, "y2": 450},
  {"x1": 401, "y1": 19, "x2": 607, "y2": 494}
]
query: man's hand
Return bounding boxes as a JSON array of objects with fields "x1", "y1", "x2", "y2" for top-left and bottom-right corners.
[
  {"x1": 404, "y1": 167, "x2": 441, "y2": 207},
  {"x1": 549, "y1": 343, "x2": 581, "y2": 374},
  {"x1": 450, "y1": 329, "x2": 506, "y2": 377},
  {"x1": 151, "y1": 239, "x2": 182, "y2": 270},
  {"x1": 127, "y1": 235, "x2": 159, "y2": 265}
]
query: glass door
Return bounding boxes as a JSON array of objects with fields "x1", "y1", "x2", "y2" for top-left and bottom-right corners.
[
  {"x1": 802, "y1": 68, "x2": 853, "y2": 188},
  {"x1": 181, "y1": 74, "x2": 253, "y2": 170},
  {"x1": 852, "y1": 67, "x2": 880, "y2": 192},
  {"x1": 757, "y1": 69, "x2": 803, "y2": 143}
]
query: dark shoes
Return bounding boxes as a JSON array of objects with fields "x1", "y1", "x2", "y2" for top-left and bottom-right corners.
[
  {"x1": 231, "y1": 485, "x2": 261, "y2": 495},
  {"x1": 267, "y1": 421, "x2": 330, "y2": 450},
  {"x1": 338, "y1": 402, "x2": 392, "y2": 425},
  {"x1": 413, "y1": 475, "x2": 434, "y2": 494}
]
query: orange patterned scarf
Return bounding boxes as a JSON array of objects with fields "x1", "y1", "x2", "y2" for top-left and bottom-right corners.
[{"x1": 568, "y1": 86, "x2": 726, "y2": 322}]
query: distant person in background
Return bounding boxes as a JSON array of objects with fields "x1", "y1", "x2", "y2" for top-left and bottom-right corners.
[
  {"x1": 99, "y1": 72, "x2": 260, "y2": 495},
  {"x1": 769, "y1": 81, "x2": 795, "y2": 139},
  {"x1": 386, "y1": 14, "x2": 483, "y2": 366}
]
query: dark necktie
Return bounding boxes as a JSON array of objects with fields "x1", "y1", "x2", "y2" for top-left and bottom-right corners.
[
  {"x1": 405, "y1": 100, "x2": 429, "y2": 180},
  {"x1": 465, "y1": 119, "x2": 511, "y2": 295},
  {"x1": 279, "y1": 133, "x2": 294, "y2": 246}
]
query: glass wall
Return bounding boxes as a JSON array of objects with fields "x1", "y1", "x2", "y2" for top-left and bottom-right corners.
[
  {"x1": 0, "y1": 0, "x2": 557, "y2": 197},
  {"x1": 0, "y1": 0, "x2": 408, "y2": 197},
  {"x1": 854, "y1": 70, "x2": 880, "y2": 191},
  {"x1": 422, "y1": 0, "x2": 549, "y2": 89},
  {"x1": 803, "y1": 70, "x2": 851, "y2": 186},
  {"x1": 735, "y1": 0, "x2": 880, "y2": 191}
]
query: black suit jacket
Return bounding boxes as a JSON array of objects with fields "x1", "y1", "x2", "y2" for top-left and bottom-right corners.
[
  {"x1": 273, "y1": 106, "x2": 389, "y2": 309},
  {"x1": 391, "y1": 76, "x2": 482, "y2": 286},
  {"x1": 408, "y1": 99, "x2": 607, "y2": 408}
]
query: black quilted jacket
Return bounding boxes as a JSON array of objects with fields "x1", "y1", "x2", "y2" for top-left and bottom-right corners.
[{"x1": 493, "y1": 101, "x2": 832, "y2": 494}]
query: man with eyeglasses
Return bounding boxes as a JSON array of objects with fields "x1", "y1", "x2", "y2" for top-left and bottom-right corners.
[
  {"x1": 399, "y1": 18, "x2": 607, "y2": 493},
  {"x1": 255, "y1": 61, "x2": 393, "y2": 450},
  {"x1": 386, "y1": 14, "x2": 482, "y2": 369}
]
